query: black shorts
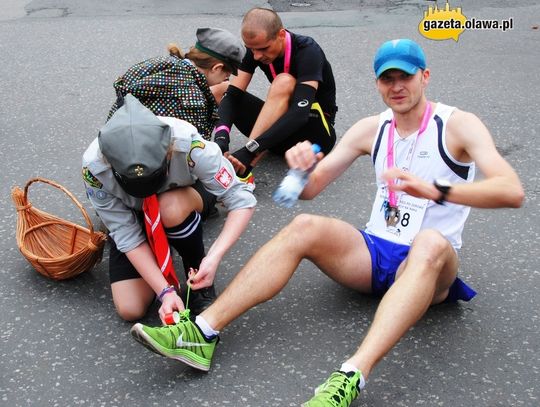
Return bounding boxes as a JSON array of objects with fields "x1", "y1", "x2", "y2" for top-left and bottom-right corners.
[
  {"x1": 108, "y1": 180, "x2": 216, "y2": 284},
  {"x1": 233, "y1": 91, "x2": 336, "y2": 155}
]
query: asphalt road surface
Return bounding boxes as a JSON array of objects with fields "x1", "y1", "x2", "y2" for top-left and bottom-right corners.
[{"x1": 1, "y1": 1, "x2": 539, "y2": 406}]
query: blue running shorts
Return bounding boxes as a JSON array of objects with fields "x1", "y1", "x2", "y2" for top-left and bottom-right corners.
[{"x1": 359, "y1": 230, "x2": 476, "y2": 302}]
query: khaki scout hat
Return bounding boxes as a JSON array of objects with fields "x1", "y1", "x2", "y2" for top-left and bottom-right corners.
[
  {"x1": 98, "y1": 94, "x2": 171, "y2": 198},
  {"x1": 195, "y1": 27, "x2": 246, "y2": 74}
]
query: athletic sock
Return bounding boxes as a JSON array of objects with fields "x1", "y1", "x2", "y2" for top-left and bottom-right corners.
[
  {"x1": 165, "y1": 211, "x2": 205, "y2": 278},
  {"x1": 195, "y1": 315, "x2": 219, "y2": 339},
  {"x1": 339, "y1": 362, "x2": 366, "y2": 389}
]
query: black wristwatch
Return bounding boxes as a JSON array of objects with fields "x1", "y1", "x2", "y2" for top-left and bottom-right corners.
[
  {"x1": 245, "y1": 139, "x2": 260, "y2": 153},
  {"x1": 433, "y1": 179, "x2": 452, "y2": 205}
]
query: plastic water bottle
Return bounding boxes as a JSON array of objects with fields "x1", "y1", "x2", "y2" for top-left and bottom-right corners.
[{"x1": 273, "y1": 144, "x2": 321, "y2": 208}]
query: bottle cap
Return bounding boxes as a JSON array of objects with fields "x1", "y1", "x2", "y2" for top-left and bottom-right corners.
[{"x1": 312, "y1": 144, "x2": 321, "y2": 154}]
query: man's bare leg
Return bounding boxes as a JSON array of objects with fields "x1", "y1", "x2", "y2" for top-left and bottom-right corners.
[
  {"x1": 201, "y1": 214, "x2": 373, "y2": 331},
  {"x1": 344, "y1": 229, "x2": 459, "y2": 379}
]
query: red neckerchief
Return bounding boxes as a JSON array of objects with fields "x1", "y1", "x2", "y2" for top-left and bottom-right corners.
[{"x1": 143, "y1": 194, "x2": 179, "y2": 288}]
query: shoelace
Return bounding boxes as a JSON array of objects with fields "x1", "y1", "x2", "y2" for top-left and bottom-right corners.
[
  {"x1": 179, "y1": 283, "x2": 192, "y2": 321},
  {"x1": 317, "y1": 373, "x2": 358, "y2": 406},
  {"x1": 164, "y1": 288, "x2": 191, "y2": 345},
  {"x1": 165, "y1": 285, "x2": 192, "y2": 330}
]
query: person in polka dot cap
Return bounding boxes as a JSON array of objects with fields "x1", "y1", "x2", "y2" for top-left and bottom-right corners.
[{"x1": 107, "y1": 27, "x2": 246, "y2": 142}]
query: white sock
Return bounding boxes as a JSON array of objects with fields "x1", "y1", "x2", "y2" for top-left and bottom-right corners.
[
  {"x1": 339, "y1": 363, "x2": 366, "y2": 389},
  {"x1": 195, "y1": 315, "x2": 219, "y2": 338}
]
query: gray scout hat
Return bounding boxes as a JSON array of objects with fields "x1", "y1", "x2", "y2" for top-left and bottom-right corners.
[
  {"x1": 195, "y1": 27, "x2": 246, "y2": 75},
  {"x1": 98, "y1": 94, "x2": 171, "y2": 198}
]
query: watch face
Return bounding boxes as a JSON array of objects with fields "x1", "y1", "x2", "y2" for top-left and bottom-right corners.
[
  {"x1": 436, "y1": 178, "x2": 452, "y2": 188},
  {"x1": 246, "y1": 139, "x2": 259, "y2": 153}
]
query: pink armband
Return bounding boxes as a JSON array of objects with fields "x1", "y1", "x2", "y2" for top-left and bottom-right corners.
[{"x1": 214, "y1": 125, "x2": 230, "y2": 134}]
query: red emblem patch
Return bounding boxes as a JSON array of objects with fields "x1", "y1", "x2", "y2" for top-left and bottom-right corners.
[{"x1": 214, "y1": 167, "x2": 233, "y2": 188}]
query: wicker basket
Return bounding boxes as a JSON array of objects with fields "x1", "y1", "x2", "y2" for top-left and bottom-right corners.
[{"x1": 11, "y1": 177, "x2": 107, "y2": 280}]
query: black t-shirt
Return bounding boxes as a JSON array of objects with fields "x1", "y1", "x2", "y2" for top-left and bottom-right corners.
[{"x1": 240, "y1": 31, "x2": 337, "y2": 121}]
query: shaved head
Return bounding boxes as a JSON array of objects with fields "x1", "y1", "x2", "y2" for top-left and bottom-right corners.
[{"x1": 242, "y1": 7, "x2": 283, "y2": 40}]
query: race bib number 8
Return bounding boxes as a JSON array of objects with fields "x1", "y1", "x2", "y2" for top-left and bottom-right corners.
[{"x1": 369, "y1": 188, "x2": 428, "y2": 245}]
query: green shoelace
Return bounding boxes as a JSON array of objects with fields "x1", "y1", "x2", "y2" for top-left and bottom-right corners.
[{"x1": 318, "y1": 373, "x2": 358, "y2": 406}]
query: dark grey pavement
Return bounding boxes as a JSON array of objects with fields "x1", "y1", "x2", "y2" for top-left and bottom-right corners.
[{"x1": 1, "y1": 1, "x2": 539, "y2": 406}]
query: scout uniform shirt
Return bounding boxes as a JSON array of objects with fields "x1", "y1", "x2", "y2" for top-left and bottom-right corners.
[{"x1": 82, "y1": 117, "x2": 256, "y2": 253}]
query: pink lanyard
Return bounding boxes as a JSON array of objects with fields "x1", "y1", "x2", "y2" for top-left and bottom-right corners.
[
  {"x1": 269, "y1": 31, "x2": 291, "y2": 79},
  {"x1": 386, "y1": 102, "x2": 433, "y2": 207}
]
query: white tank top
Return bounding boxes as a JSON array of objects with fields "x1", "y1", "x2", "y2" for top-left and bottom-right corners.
[{"x1": 365, "y1": 103, "x2": 475, "y2": 249}]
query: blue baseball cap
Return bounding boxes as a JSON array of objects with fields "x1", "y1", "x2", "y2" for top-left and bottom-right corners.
[{"x1": 373, "y1": 39, "x2": 426, "y2": 78}]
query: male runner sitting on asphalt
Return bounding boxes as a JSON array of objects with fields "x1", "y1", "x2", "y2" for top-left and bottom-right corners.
[
  {"x1": 213, "y1": 7, "x2": 338, "y2": 186},
  {"x1": 130, "y1": 39, "x2": 524, "y2": 406}
]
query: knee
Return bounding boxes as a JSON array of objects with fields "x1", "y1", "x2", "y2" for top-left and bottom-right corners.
[
  {"x1": 410, "y1": 229, "x2": 452, "y2": 267},
  {"x1": 289, "y1": 213, "x2": 317, "y2": 230},
  {"x1": 268, "y1": 73, "x2": 296, "y2": 97},
  {"x1": 114, "y1": 301, "x2": 148, "y2": 322},
  {"x1": 111, "y1": 280, "x2": 155, "y2": 321},
  {"x1": 158, "y1": 188, "x2": 199, "y2": 227},
  {"x1": 282, "y1": 214, "x2": 320, "y2": 247}
]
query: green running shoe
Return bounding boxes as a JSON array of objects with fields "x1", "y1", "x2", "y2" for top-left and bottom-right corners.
[
  {"x1": 130, "y1": 313, "x2": 218, "y2": 371},
  {"x1": 302, "y1": 371, "x2": 361, "y2": 407}
]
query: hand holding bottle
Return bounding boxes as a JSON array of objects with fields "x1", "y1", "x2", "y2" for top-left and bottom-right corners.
[{"x1": 273, "y1": 143, "x2": 321, "y2": 208}]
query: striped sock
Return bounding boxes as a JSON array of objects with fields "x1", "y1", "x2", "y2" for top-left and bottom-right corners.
[{"x1": 165, "y1": 211, "x2": 205, "y2": 277}]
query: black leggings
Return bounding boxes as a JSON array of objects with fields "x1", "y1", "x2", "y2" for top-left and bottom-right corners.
[{"x1": 233, "y1": 92, "x2": 336, "y2": 155}]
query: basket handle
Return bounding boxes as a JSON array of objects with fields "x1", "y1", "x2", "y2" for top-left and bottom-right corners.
[{"x1": 23, "y1": 177, "x2": 96, "y2": 235}]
